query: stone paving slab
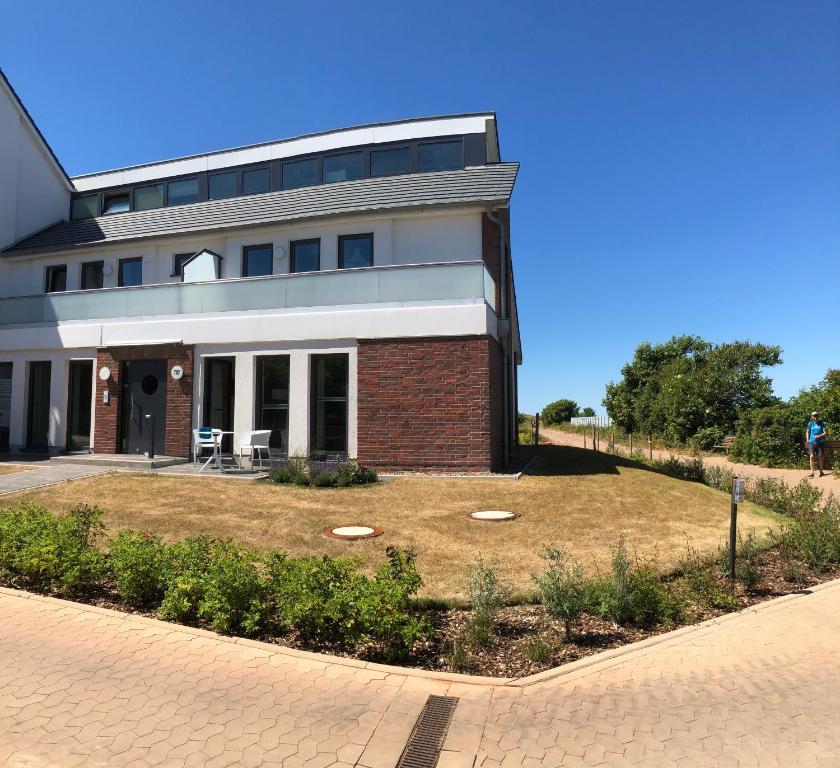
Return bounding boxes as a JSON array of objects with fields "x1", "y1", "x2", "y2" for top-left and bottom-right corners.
[
  {"x1": 0, "y1": 462, "x2": 112, "y2": 496},
  {"x1": 0, "y1": 581, "x2": 839, "y2": 766}
]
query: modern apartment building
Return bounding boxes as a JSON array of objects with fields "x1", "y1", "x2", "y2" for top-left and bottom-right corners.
[{"x1": 0, "y1": 69, "x2": 521, "y2": 471}]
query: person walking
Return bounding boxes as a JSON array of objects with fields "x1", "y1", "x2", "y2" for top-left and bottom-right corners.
[{"x1": 806, "y1": 410, "x2": 828, "y2": 478}]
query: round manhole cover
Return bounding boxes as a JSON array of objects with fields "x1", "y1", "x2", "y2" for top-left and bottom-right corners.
[
  {"x1": 322, "y1": 525, "x2": 384, "y2": 540},
  {"x1": 469, "y1": 510, "x2": 518, "y2": 522}
]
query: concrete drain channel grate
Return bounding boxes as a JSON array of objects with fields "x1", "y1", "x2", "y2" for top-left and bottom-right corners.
[{"x1": 396, "y1": 694, "x2": 459, "y2": 768}]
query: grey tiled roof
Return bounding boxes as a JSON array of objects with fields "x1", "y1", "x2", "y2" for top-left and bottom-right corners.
[{"x1": 4, "y1": 163, "x2": 518, "y2": 256}]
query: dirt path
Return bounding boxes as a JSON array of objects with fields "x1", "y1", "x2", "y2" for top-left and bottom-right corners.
[{"x1": 542, "y1": 426, "x2": 839, "y2": 495}]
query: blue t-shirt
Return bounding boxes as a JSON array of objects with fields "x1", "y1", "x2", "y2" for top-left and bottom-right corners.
[{"x1": 807, "y1": 420, "x2": 826, "y2": 444}]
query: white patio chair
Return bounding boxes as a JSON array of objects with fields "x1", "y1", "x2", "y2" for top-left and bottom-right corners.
[
  {"x1": 237, "y1": 430, "x2": 272, "y2": 469},
  {"x1": 193, "y1": 427, "x2": 220, "y2": 469}
]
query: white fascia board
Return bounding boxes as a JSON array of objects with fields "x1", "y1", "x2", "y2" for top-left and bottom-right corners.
[
  {"x1": 71, "y1": 115, "x2": 492, "y2": 192},
  {"x1": 0, "y1": 300, "x2": 496, "y2": 352}
]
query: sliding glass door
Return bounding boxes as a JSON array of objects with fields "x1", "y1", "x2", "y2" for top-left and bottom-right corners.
[
  {"x1": 26, "y1": 361, "x2": 51, "y2": 451},
  {"x1": 66, "y1": 360, "x2": 93, "y2": 452},
  {"x1": 310, "y1": 354, "x2": 348, "y2": 457},
  {"x1": 203, "y1": 358, "x2": 235, "y2": 453},
  {"x1": 255, "y1": 356, "x2": 290, "y2": 454}
]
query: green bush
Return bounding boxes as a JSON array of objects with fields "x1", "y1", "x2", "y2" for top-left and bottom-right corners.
[
  {"x1": 541, "y1": 399, "x2": 579, "y2": 425},
  {"x1": 108, "y1": 530, "x2": 168, "y2": 607},
  {"x1": 703, "y1": 465, "x2": 734, "y2": 493},
  {"x1": 159, "y1": 536, "x2": 214, "y2": 624},
  {"x1": 532, "y1": 545, "x2": 587, "y2": 641},
  {"x1": 590, "y1": 537, "x2": 683, "y2": 627},
  {"x1": 195, "y1": 541, "x2": 267, "y2": 636},
  {"x1": 269, "y1": 456, "x2": 310, "y2": 486},
  {"x1": 467, "y1": 555, "x2": 507, "y2": 647},
  {"x1": 270, "y1": 458, "x2": 377, "y2": 488},
  {"x1": 688, "y1": 426, "x2": 726, "y2": 451},
  {"x1": 266, "y1": 547, "x2": 427, "y2": 659},
  {"x1": 0, "y1": 503, "x2": 105, "y2": 596},
  {"x1": 729, "y1": 403, "x2": 804, "y2": 468},
  {"x1": 358, "y1": 547, "x2": 428, "y2": 660},
  {"x1": 774, "y1": 499, "x2": 840, "y2": 572}
]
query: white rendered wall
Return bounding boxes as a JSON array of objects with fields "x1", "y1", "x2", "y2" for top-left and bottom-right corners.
[
  {"x1": 0, "y1": 349, "x2": 97, "y2": 453},
  {"x1": 0, "y1": 209, "x2": 483, "y2": 298},
  {"x1": 0, "y1": 79, "x2": 70, "y2": 252}
]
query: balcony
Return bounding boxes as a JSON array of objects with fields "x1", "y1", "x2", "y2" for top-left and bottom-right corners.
[{"x1": 0, "y1": 261, "x2": 497, "y2": 327}]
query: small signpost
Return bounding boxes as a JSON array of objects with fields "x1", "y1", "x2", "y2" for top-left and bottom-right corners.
[
  {"x1": 533, "y1": 412, "x2": 540, "y2": 445},
  {"x1": 728, "y1": 477, "x2": 746, "y2": 578}
]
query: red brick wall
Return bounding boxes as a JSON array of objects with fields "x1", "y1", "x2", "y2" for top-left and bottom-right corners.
[
  {"x1": 357, "y1": 336, "x2": 504, "y2": 472},
  {"x1": 93, "y1": 344, "x2": 194, "y2": 457}
]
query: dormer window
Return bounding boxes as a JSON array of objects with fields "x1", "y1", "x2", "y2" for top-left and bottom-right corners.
[
  {"x1": 134, "y1": 183, "x2": 164, "y2": 211},
  {"x1": 71, "y1": 194, "x2": 98, "y2": 220},
  {"x1": 167, "y1": 178, "x2": 198, "y2": 206},
  {"x1": 323, "y1": 152, "x2": 363, "y2": 183},
  {"x1": 242, "y1": 168, "x2": 270, "y2": 195},
  {"x1": 370, "y1": 147, "x2": 410, "y2": 177},
  {"x1": 45, "y1": 265, "x2": 67, "y2": 293},
  {"x1": 419, "y1": 140, "x2": 463, "y2": 172},
  {"x1": 102, "y1": 191, "x2": 130, "y2": 215}
]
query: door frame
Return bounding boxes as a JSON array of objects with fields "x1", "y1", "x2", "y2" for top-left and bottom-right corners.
[
  {"x1": 26, "y1": 361, "x2": 52, "y2": 452},
  {"x1": 65, "y1": 359, "x2": 94, "y2": 453},
  {"x1": 119, "y1": 359, "x2": 168, "y2": 455}
]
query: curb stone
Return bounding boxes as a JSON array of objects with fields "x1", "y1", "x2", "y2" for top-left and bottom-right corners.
[{"x1": 2, "y1": 577, "x2": 838, "y2": 688}]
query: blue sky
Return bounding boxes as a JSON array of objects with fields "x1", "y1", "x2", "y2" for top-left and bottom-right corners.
[{"x1": 3, "y1": 1, "x2": 838, "y2": 414}]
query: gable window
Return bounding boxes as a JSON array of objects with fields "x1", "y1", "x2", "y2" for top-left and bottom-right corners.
[
  {"x1": 80, "y1": 261, "x2": 104, "y2": 290},
  {"x1": 208, "y1": 172, "x2": 237, "y2": 200},
  {"x1": 282, "y1": 157, "x2": 319, "y2": 190},
  {"x1": 370, "y1": 147, "x2": 411, "y2": 177},
  {"x1": 338, "y1": 234, "x2": 373, "y2": 269},
  {"x1": 242, "y1": 168, "x2": 270, "y2": 195},
  {"x1": 172, "y1": 253, "x2": 193, "y2": 278},
  {"x1": 102, "y1": 191, "x2": 130, "y2": 215},
  {"x1": 323, "y1": 152, "x2": 363, "y2": 183},
  {"x1": 418, "y1": 140, "x2": 463, "y2": 172},
  {"x1": 167, "y1": 178, "x2": 198, "y2": 206},
  {"x1": 242, "y1": 244, "x2": 273, "y2": 277},
  {"x1": 71, "y1": 195, "x2": 98, "y2": 220},
  {"x1": 290, "y1": 239, "x2": 320, "y2": 273},
  {"x1": 45, "y1": 265, "x2": 67, "y2": 294},
  {"x1": 133, "y1": 183, "x2": 164, "y2": 211},
  {"x1": 118, "y1": 257, "x2": 143, "y2": 287}
]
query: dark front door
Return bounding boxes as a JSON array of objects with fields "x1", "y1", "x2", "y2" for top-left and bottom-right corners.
[
  {"x1": 66, "y1": 360, "x2": 93, "y2": 452},
  {"x1": 120, "y1": 360, "x2": 167, "y2": 455},
  {"x1": 0, "y1": 363, "x2": 11, "y2": 452},
  {"x1": 26, "y1": 361, "x2": 51, "y2": 451}
]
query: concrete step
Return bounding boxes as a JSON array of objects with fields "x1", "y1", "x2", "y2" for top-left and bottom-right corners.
[{"x1": 50, "y1": 453, "x2": 189, "y2": 470}]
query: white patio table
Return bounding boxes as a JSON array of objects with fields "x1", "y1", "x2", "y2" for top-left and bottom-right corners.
[{"x1": 198, "y1": 431, "x2": 235, "y2": 473}]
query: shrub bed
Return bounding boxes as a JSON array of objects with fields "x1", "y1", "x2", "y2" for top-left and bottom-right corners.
[
  {"x1": 1, "y1": 499, "x2": 839, "y2": 677},
  {"x1": 269, "y1": 456, "x2": 377, "y2": 487}
]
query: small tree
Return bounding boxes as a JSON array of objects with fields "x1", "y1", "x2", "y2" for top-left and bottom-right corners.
[
  {"x1": 533, "y1": 546, "x2": 587, "y2": 641},
  {"x1": 542, "y1": 399, "x2": 579, "y2": 425},
  {"x1": 581, "y1": 407, "x2": 596, "y2": 417}
]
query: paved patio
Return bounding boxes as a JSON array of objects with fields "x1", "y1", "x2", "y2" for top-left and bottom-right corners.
[{"x1": 0, "y1": 578, "x2": 839, "y2": 767}]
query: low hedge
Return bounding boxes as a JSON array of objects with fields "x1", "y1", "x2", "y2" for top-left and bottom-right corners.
[{"x1": 0, "y1": 504, "x2": 427, "y2": 661}]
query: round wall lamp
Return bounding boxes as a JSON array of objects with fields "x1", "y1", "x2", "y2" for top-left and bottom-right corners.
[
  {"x1": 98, "y1": 366, "x2": 111, "y2": 381},
  {"x1": 273, "y1": 245, "x2": 286, "y2": 262},
  {"x1": 102, "y1": 263, "x2": 114, "y2": 276},
  {"x1": 170, "y1": 365, "x2": 184, "y2": 380}
]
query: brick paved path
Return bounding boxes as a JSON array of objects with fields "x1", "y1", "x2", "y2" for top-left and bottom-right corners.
[
  {"x1": 0, "y1": 581, "x2": 839, "y2": 767},
  {"x1": 0, "y1": 462, "x2": 111, "y2": 496}
]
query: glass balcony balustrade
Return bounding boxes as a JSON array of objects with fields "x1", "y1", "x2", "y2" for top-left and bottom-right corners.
[{"x1": 0, "y1": 261, "x2": 496, "y2": 327}]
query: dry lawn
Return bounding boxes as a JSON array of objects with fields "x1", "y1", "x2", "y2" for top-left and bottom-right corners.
[
  {"x1": 0, "y1": 465, "x2": 30, "y2": 476},
  {"x1": 6, "y1": 446, "x2": 777, "y2": 599}
]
